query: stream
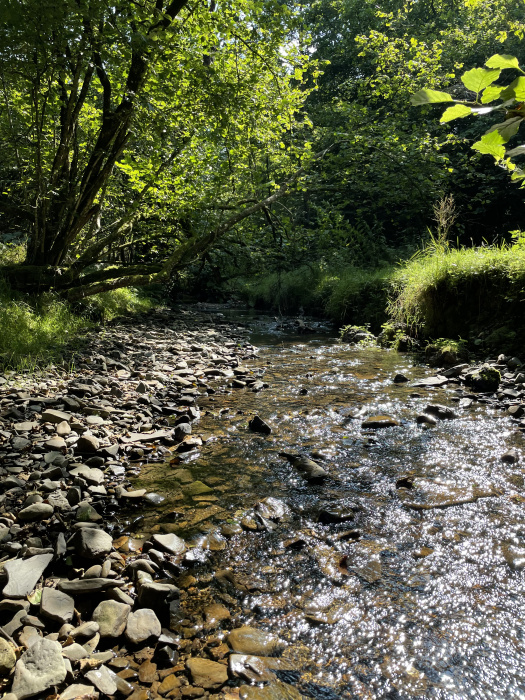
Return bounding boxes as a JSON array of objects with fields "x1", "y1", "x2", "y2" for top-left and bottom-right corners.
[{"x1": 127, "y1": 312, "x2": 525, "y2": 699}]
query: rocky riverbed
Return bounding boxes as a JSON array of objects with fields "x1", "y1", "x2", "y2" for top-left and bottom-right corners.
[{"x1": 0, "y1": 306, "x2": 524, "y2": 700}]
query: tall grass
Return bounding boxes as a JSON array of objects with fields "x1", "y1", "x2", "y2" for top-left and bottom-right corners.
[
  {"x1": 389, "y1": 237, "x2": 525, "y2": 344},
  {"x1": 0, "y1": 282, "x2": 157, "y2": 370}
]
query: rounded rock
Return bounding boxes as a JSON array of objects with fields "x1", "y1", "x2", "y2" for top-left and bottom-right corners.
[
  {"x1": 125, "y1": 608, "x2": 161, "y2": 644},
  {"x1": 92, "y1": 600, "x2": 130, "y2": 638}
]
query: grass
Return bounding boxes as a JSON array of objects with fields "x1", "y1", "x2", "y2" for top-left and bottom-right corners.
[
  {"x1": 0, "y1": 281, "x2": 158, "y2": 371},
  {"x1": 388, "y1": 236, "x2": 525, "y2": 347},
  {"x1": 233, "y1": 264, "x2": 394, "y2": 331}
]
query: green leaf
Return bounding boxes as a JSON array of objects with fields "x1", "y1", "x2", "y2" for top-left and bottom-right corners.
[
  {"x1": 410, "y1": 89, "x2": 453, "y2": 106},
  {"x1": 501, "y1": 77, "x2": 525, "y2": 101},
  {"x1": 485, "y1": 116, "x2": 523, "y2": 141},
  {"x1": 472, "y1": 130, "x2": 506, "y2": 160},
  {"x1": 294, "y1": 68, "x2": 303, "y2": 81},
  {"x1": 440, "y1": 104, "x2": 472, "y2": 122},
  {"x1": 485, "y1": 54, "x2": 520, "y2": 70},
  {"x1": 461, "y1": 68, "x2": 501, "y2": 94},
  {"x1": 506, "y1": 145, "x2": 525, "y2": 157},
  {"x1": 481, "y1": 85, "x2": 505, "y2": 104}
]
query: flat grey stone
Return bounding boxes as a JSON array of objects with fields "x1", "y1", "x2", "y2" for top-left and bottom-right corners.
[
  {"x1": 75, "y1": 435, "x2": 100, "y2": 453},
  {"x1": 40, "y1": 588, "x2": 74, "y2": 624},
  {"x1": 41, "y1": 409, "x2": 72, "y2": 424},
  {"x1": 69, "y1": 466, "x2": 104, "y2": 486},
  {"x1": 92, "y1": 600, "x2": 130, "y2": 637},
  {"x1": 137, "y1": 581, "x2": 178, "y2": 610},
  {"x1": 61, "y1": 643, "x2": 89, "y2": 661},
  {"x1": 3, "y1": 554, "x2": 53, "y2": 599},
  {"x1": 12, "y1": 638, "x2": 67, "y2": 699},
  {"x1": 57, "y1": 578, "x2": 124, "y2": 594},
  {"x1": 58, "y1": 684, "x2": 99, "y2": 700},
  {"x1": 18, "y1": 503, "x2": 54, "y2": 522},
  {"x1": 85, "y1": 665, "x2": 117, "y2": 695},
  {"x1": 74, "y1": 528, "x2": 112, "y2": 559},
  {"x1": 125, "y1": 608, "x2": 161, "y2": 644},
  {"x1": 150, "y1": 533, "x2": 186, "y2": 555}
]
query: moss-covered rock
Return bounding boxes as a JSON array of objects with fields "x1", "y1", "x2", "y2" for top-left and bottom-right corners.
[{"x1": 468, "y1": 364, "x2": 501, "y2": 392}]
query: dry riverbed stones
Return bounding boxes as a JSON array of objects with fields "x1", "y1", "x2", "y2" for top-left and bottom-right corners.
[{"x1": 0, "y1": 306, "x2": 289, "y2": 699}]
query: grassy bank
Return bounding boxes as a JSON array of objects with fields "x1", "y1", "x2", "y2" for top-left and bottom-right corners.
[
  {"x1": 232, "y1": 265, "x2": 394, "y2": 331},
  {"x1": 389, "y1": 238, "x2": 525, "y2": 350},
  {"x1": 0, "y1": 283, "x2": 155, "y2": 370}
]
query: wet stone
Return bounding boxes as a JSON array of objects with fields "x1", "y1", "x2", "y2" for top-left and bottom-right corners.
[
  {"x1": 151, "y1": 533, "x2": 186, "y2": 555},
  {"x1": 361, "y1": 415, "x2": 400, "y2": 429},
  {"x1": 186, "y1": 657, "x2": 228, "y2": 689},
  {"x1": 228, "y1": 626, "x2": 284, "y2": 656}
]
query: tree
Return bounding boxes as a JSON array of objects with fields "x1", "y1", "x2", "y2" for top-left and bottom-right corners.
[{"x1": 0, "y1": 0, "x2": 315, "y2": 298}]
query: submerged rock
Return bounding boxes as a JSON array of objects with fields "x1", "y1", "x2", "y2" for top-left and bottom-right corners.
[
  {"x1": 228, "y1": 626, "x2": 284, "y2": 656},
  {"x1": 361, "y1": 415, "x2": 400, "y2": 429},
  {"x1": 279, "y1": 452, "x2": 327, "y2": 482},
  {"x1": 249, "y1": 415, "x2": 272, "y2": 435}
]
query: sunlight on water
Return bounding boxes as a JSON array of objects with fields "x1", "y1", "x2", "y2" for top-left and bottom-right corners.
[{"x1": 129, "y1": 317, "x2": 525, "y2": 698}]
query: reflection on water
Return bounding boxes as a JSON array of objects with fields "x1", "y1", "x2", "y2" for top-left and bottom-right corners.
[{"x1": 130, "y1": 317, "x2": 525, "y2": 699}]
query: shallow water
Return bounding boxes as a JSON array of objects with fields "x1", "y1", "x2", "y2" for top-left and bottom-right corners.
[{"x1": 130, "y1": 315, "x2": 525, "y2": 699}]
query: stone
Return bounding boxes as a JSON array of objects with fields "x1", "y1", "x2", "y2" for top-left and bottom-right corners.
[
  {"x1": 18, "y1": 503, "x2": 54, "y2": 522},
  {"x1": 42, "y1": 409, "x2": 72, "y2": 424},
  {"x1": 58, "y1": 684, "x2": 99, "y2": 700},
  {"x1": 0, "y1": 638, "x2": 16, "y2": 674},
  {"x1": 138, "y1": 659, "x2": 158, "y2": 683},
  {"x1": 182, "y1": 480, "x2": 212, "y2": 496},
  {"x1": 76, "y1": 501, "x2": 102, "y2": 522},
  {"x1": 3, "y1": 553, "x2": 53, "y2": 599},
  {"x1": 248, "y1": 415, "x2": 272, "y2": 435},
  {"x1": 12, "y1": 638, "x2": 67, "y2": 699},
  {"x1": 239, "y1": 682, "x2": 301, "y2": 700},
  {"x1": 75, "y1": 528, "x2": 113, "y2": 559},
  {"x1": 69, "y1": 465, "x2": 105, "y2": 485},
  {"x1": 12, "y1": 436, "x2": 31, "y2": 451},
  {"x1": 137, "y1": 581, "x2": 178, "y2": 610},
  {"x1": 76, "y1": 434, "x2": 100, "y2": 453},
  {"x1": 501, "y1": 448, "x2": 519, "y2": 464},
  {"x1": 86, "y1": 666, "x2": 118, "y2": 695},
  {"x1": 92, "y1": 600, "x2": 130, "y2": 637},
  {"x1": 40, "y1": 588, "x2": 75, "y2": 624},
  {"x1": 58, "y1": 578, "x2": 123, "y2": 594},
  {"x1": 361, "y1": 415, "x2": 400, "y2": 429},
  {"x1": 125, "y1": 608, "x2": 161, "y2": 644},
  {"x1": 186, "y1": 658, "x2": 228, "y2": 689},
  {"x1": 151, "y1": 533, "x2": 186, "y2": 555},
  {"x1": 56, "y1": 421, "x2": 71, "y2": 437},
  {"x1": 503, "y1": 545, "x2": 525, "y2": 570},
  {"x1": 228, "y1": 627, "x2": 283, "y2": 656},
  {"x1": 424, "y1": 404, "x2": 457, "y2": 420},
  {"x1": 279, "y1": 452, "x2": 327, "y2": 482},
  {"x1": 69, "y1": 621, "x2": 100, "y2": 639},
  {"x1": 61, "y1": 644, "x2": 89, "y2": 661},
  {"x1": 45, "y1": 437, "x2": 67, "y2": 450},
  {"x1": 158, "y1": 674, "x2": 182, "y2": 694},
  {"x1": 204, "y1": 604, "x2": 231, "y2": 625},
  {"x1": 393, "y1": 373, "x2": 408, "y2": 383}
]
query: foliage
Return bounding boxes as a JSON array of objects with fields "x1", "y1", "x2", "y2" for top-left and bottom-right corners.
[
  {"x1": 411, "y1": 52, "x2": 525, "y2": 183},
  {"x1": 388, "y1": 240, "x2": 525, "y2": 346},
  {"x1": 0, "y1": 0, "x2": 315, "y2": 297},
  {"x1": 0, "y1": 281, "x2": 156, "y2": 369}
]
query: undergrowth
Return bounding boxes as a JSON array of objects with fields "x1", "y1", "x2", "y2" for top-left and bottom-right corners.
[
  {"x1": 233, "y1": 264, "x2": 394, "y2": 331},
  {"x1": 0, "y1": 282, "x2": 158, "y2": 371},
  {"x1": 388, "y1": 234, "x2": 525, "y2": 347}
]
